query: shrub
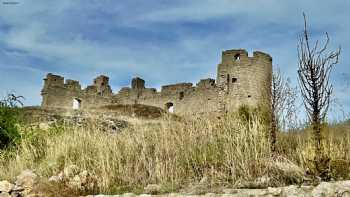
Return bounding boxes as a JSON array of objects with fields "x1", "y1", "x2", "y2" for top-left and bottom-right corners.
[{"x1": 0, "y1": 93, "x2": 23, "y2": 149}]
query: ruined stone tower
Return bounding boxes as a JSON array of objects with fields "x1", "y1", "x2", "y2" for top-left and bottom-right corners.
[
  {"x1": 217, "y1": 49, "x2": 272, "y2": 112},
  {"x1": 93, "y1": 75, "x2": 113, "y2": 96},
  {"x1": 40, "y1": 49, "x2": 272, "y2": 115}
]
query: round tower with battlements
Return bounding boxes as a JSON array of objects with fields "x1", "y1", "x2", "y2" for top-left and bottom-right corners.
[{"x1": 217, "y1": 49, "x2": 272, "y2": 111}]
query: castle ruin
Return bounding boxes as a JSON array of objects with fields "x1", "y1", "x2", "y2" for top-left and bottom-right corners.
[{"x1": 41, "y1": 49, "x2": 272, "y2": 115}]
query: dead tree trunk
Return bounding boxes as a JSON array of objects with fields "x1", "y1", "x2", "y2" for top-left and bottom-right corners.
[
  {"x1": 297, "y1": 13, "x2": 341, "y2": 179},
  {"x1": 271, "y1": 69, "x2": 284, "y2": 152},
  {"x1": 271, "y1": 68, "x2": 297, "y2": 152}
]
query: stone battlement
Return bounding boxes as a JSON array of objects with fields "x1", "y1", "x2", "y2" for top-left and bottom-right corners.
[{"x1": 41, "y1": 49, "x2": 272, "y2": 115}]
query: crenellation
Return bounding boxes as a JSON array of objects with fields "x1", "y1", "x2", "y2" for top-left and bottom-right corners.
[
  {"x1": 65, "y1": 79, "x2": 81, "y2": 90},
  {"x1": 161, "y1": 83, "x2": 193, "y2": 96},
  {"x1": 253, "y1": 51, "x2": 273, "y2": 62},
  {"x1": 119, "y1": 87, "x2": 131, "y2": 93},
  {"x1": 43, "y1": 73, "x2": 64, "y2": 89},
  {"x1": 197, "y1": 78, "x2": 216, "y2": 89},
  {"x1": 40, "y1": 49, "x2": 272, "y2": 114},
  {"x1": 131, "y1": 77, "x2": 145, "y2": 90},
  {"x1": 85, "y1": 85, "x2": 98, "y2": 95}
]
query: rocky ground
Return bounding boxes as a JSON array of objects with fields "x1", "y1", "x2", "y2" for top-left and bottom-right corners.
[
  {"x1": 85, "y1": 182, "x2": 350, "y2": 196},
  {"x1": 1, "y1": 167, "x2": 350, "y2": 197},
  {"x1": 86, "y1": 180, "x2": 350, "y2": 196}
]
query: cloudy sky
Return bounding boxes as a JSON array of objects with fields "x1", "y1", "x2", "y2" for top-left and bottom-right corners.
[{"x1": 0, "y1": 0, "x2": 349, "y2": 119}]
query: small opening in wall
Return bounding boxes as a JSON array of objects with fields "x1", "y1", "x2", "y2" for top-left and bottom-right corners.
[
  {"x1": 73, "y1": 98, "x2": 81, "y2": 110},
  {"x1": 232, "y1": 78, "x2": 237, "y2": 83},
  {"x1": 101, "y1": 82, "x2": 105, "y2": 86},
  {"x1": 165, "y1": 102, "x2": 174, "y2": 113},
  {"x1": 234, "y1": 54, "x2": 240, "y2": 61},
  {"x1": 179, "y1": 91, "x2": 184, "y2": 100},
  {"x1": 248, "y1": 95, "x2": 251, "y2": 98}
]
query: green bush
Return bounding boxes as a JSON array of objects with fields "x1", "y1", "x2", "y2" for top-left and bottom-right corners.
[{"x1": 0, "y1": 94, "x2": 23, "y2": 149}]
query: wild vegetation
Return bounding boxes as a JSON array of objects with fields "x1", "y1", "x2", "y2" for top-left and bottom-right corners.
[
  {"x1": 0, "y1": 93, "x2": 24, "y2": 149},
  {"x1": 0, "y1": 106, "x2": 349, "y2": 196}
]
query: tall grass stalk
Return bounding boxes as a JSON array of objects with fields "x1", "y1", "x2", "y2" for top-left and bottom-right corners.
[{"x1": 0, "y1": 114, "x2": 349, "y2": 193}]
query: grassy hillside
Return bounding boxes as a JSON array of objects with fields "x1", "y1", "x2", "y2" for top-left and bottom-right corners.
[{"x1": 0, "y1": 111, "x2": 349, "y2": 195}]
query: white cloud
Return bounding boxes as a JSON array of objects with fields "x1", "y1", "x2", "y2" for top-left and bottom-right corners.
[{"x1": 0, "y1": 0, "x2": 349, "y2": 117}]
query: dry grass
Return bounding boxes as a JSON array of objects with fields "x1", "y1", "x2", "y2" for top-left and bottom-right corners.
[
  {"x1": 96, "y1": 104, "x2": 169, "y2": 119},
  {"x1": 0, "y1": 113, "x2": 349, "y2": 194},
  {"x1": 276, "y1": 121, "x2": 350, "y2": 178}
]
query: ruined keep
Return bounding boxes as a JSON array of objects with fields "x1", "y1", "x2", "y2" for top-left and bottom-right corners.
[{"x1": 41, "y1": 49, "x2": 272, "y2": 115}]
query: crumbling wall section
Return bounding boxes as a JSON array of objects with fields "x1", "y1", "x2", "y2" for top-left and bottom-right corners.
[
  {"x1": 41, "y1": 74, "x2": 113, "y2": 110},
  {"x1": 110, "y1": 80, "x2": 219, "y2": 114},
  {"x1": 40, "y1": 49, "x2": 272, "y2": 115}
]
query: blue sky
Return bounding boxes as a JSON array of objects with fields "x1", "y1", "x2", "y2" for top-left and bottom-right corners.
[{"x1": 0, "y1": 0, "x2": 349, "y2": 119}]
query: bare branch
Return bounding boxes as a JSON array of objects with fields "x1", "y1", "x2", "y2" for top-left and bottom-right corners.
[{"x1": 297, "y1": 13, "x2": 341, "y2": 179}]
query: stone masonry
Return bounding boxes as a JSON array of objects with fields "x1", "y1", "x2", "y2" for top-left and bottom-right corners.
[{"x1": 40, "y1": 49, "x2": 272, "y2": 115}]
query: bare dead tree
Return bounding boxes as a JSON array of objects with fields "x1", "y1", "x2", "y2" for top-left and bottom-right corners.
[
  {"x1": 297, "y1": 13, "x2": 341, "y2": 178},
  {"x1": 271, "y1": 68, "x2": 298, "y2": 152},
  {"x1": 271, "y1": 69, "x2": 286, "y2": 152},
  {"x1": 0, "y1": 92, "x2": 24, "y2": 108},
  {"x1": 283, "y1": 79, "x2": 299, "y2": 130}
]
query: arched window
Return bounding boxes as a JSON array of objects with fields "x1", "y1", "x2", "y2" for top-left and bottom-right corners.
[
  {"x1": 72, "y1": 98, "x2": 81, "y2": 110},
  {"x1": 169, "y1": 106, "x2": 174, "y2": 113},
  {"x1": 234, "y1": 54, "x2": 240, "y2": 61},
  {"x1": 165, "y1": 102, "x2": 174, "y2": 113}
]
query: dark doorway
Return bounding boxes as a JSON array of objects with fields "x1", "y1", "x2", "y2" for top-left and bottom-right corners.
[
  {"x1": 165, "y1": 102, "x2": 174, "y2": 113},
  {"x1": 73, "y1": 98, "x2": 81, "y2": 109}
]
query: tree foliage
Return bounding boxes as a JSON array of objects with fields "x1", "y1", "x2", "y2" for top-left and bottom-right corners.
[{"x1": 0, "y1": 93, "x2": 24, "y2": 149}]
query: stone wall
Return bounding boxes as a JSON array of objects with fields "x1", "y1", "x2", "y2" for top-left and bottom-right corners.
[
  {"x1": 40, "y1": 49, "x2": 272, "y2": 115},
  {"x1": 41, "y1": 74, "x2": 113, "y2": 109}
]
